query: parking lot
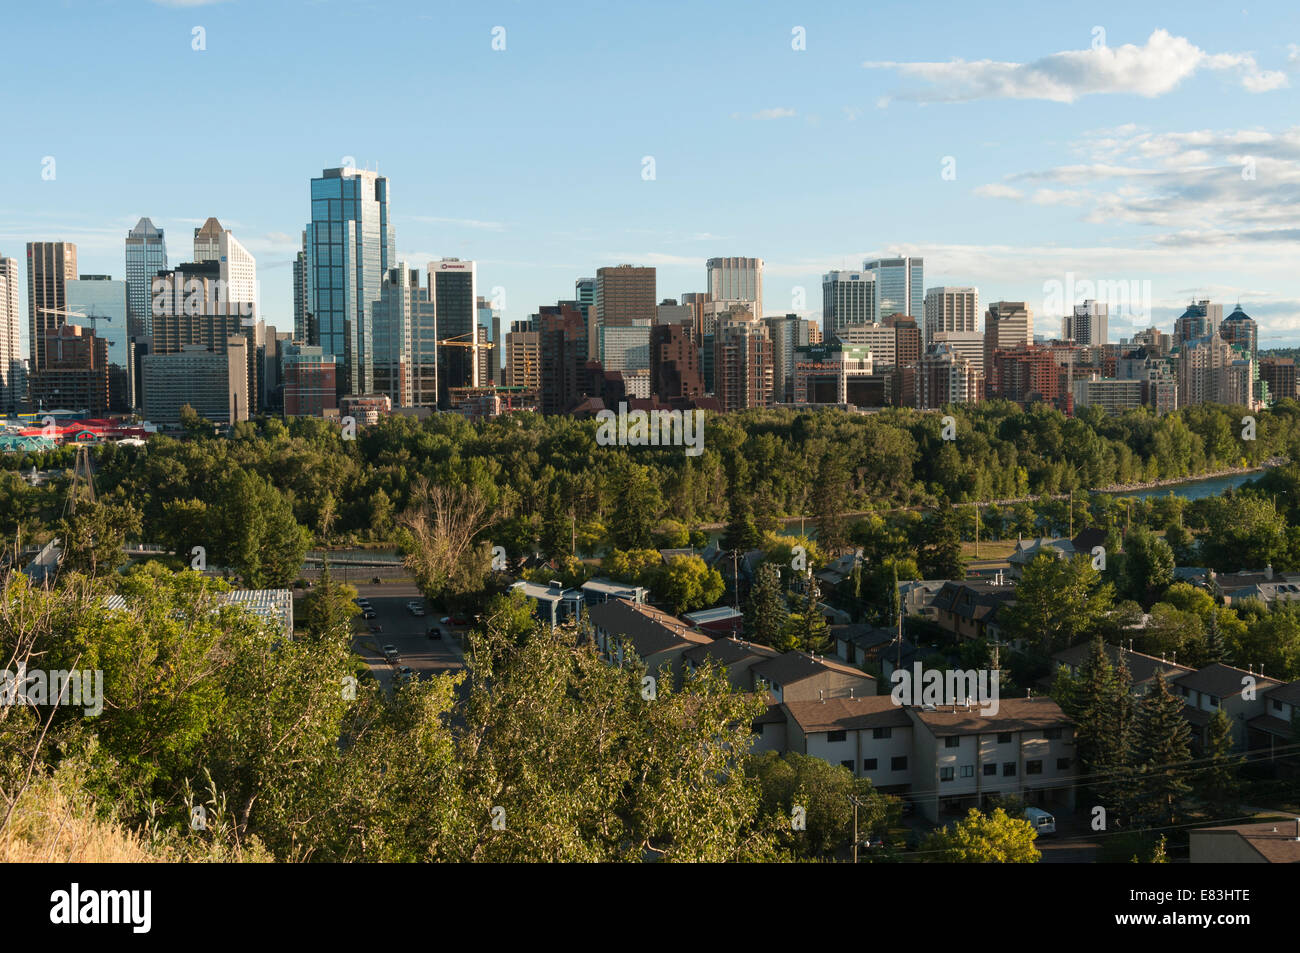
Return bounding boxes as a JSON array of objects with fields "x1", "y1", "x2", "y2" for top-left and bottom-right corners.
[{"x1": 344, "y1": 580, "x2": 467, "y2": 691}]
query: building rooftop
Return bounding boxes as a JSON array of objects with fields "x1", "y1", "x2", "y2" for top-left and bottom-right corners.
[
  {"x1": 1174, "y1": 662, "x2": 1282, "y2": 700},
  {"x1": 910, "y1": 697, "x2": 1070, "y2": 736},
  {"x1": 588, "y1": 597, "x2": 710, "y2": 659},
  {"x1": 751, "y1": 651, "x2": 874, "y2": 689},
  {"x1": 1191, "y1": 820, "x2": 1300, "y2": 863},
  {"x1": 783, "y1": 696, "x2": 911, "y2": 734}
]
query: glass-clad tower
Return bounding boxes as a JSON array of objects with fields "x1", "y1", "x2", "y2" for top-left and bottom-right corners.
[
  {"x1": 125, "y1": 218, "x2": 167, "y2": 339},
  {"x1": 306, "y1": 168, "x2": 393, "y2": 396},
  {"x1": 863, "y1": 256, "x2": 923, "y2": 324}
]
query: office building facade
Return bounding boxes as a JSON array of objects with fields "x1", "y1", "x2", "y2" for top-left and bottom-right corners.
[
  {"x1": 27, "y1": 242, "x2": 78, "y2": 372},
  {"x1": 125, "y1": 218, "x2": 167, "y2": 339}
]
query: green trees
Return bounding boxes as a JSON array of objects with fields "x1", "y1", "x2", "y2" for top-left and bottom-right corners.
[
  {"x1": 747, "y1": 751, "x2": 899, "y2": 859},
  {"x1": 1130, "y1": 672, "x2": 1193, "y2": 828},
  {"x1": 1196, "y1": 495, "x2": 1288, "y2": 571},
  {"x1": 210, "y1": 471, "x2": 311, "y2": 588},
  {"x1": 917, "y1": 504, "x2": 966, "y2": 581},
  {"x1": 654, "y1": 555, "x2": 725, "y2": 614},
  {"x1": 1197, "y1": 708, "x2": 1241, "y2": 809},
  {"x1": 1119, "y1": 526, "x2": 1175, "y2": 605},
  {"x1": 921, "y1": 808, "x2": 1040, "y2": 863},
  {"x1": 57, "y1": 497, "x2": 142, "y2": 577},
  {"x1": 1000, "y1": 553, "x2": 1113, "y2": 657},
  {"x1": 744, "y1": 562, "x2": 789, "y2": 649}
]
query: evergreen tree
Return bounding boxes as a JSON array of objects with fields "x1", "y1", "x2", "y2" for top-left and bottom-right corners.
[
  {"x1": 1204, "y1": 611, "x2": 1232, "y2": 665},
  {"x1": 1197, "y1": 707, "x2": 1241, "y2": 809},
  {"x1": 1131, "y1": 672, "x2": 1193, "y2": 828},
  {"x1": 811, "y1": 452, "x2": 851, "y2": 556},
  {"x1": 918, "y1": 504, "x2": 966, "y2": 581},
  {"x1": 800, "y1": 573, "x2": 832, "y2": 655},
  {"x1": 744, "y1": 563, "x2": 788, "y2": 648},
  {"x1": 722, "y1": 500, "x2": 761, "y2": 552}
]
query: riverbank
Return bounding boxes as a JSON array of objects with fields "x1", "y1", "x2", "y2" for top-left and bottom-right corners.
[{"x1": 1091, "y1": 456, "x2": 1286, "y2": 495}]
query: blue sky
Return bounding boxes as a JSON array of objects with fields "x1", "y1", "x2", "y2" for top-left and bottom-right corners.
[{"x1": 3, "y1": 0, "x2": 1299, "y2": 352}]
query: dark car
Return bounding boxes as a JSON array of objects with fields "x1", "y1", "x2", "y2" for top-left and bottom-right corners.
[
  {"x1": 362, "y1": 609, "x2": 377, "y2": 619},
  {"x1": 426, "y1": 626, "x2": 443, "y2": 640}
]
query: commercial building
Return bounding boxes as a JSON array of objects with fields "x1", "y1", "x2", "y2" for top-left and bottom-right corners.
[
  {"x1": 305, "y1": 167, "x2": 394, "y2": 396},
  {"x1": 1260, "y1": 357, "x2": 1296, "y2": 404},
  {"x1": 0, "y1": 254, "x2": 22, "y2": 414},
  {"x1": 124, "y1": 218, "x2": 167, "y2": 339},
  {"x1": 192, "y1": 217, "x2": 257, "y2": 319},
  {"x1": 505, "y1": 325, "x2": 541, "y2": 390},
  {"x1": 282, "y1": 342, "x2": 337, "y2": 417},
  {"x1": 1071, "y1": 377, "x2": 1144, "y2": 414},
  {"x1": 429, "y1": 258, "x2": 477, "y2": 406},
  {"x1": 984, "y1": 300, "x2": 1033, "y2": 373},
  {"x1": 141, "y1": 341, "x2": 249, "y2": 426},
  {"x1": 28, "y1": 325, "x2": 109, "y2": 414},
  {"x1": 763, "y1": 312, "x2": 811, "y2": 404},
  {"x1": 923, "y1": 286, "x2": 978, "y2": 347},
  {"x1": 863, "y1": 256, "x2": 923, "y2": 323},
  {"x1": 64, "y1": 276, "x2": 132, "y2": 411},
  {"x1": 822, "y1": 270, "x2": 874, "y2": 342},
  {"x1": 26, "y1": 242, "x2": 78, "y2": 372},
  {"x1": 595, "y1": 265, "x2": 656, "y2": 330},
  {"x1": 649, "y1": 322, "x2": 703, "y2": 403},
  {"x1": 706, "y1": 257, "x2": 762, "y2": 324},
  {"x1": 713, "y1": 313, "x2": 773, "y2": 412}
]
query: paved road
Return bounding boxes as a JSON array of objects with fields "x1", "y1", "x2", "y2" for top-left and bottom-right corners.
[{"x1": 338, "y1": 580, "x2": 467, "y2": 692}]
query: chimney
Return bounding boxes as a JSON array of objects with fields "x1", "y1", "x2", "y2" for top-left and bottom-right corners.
[
  {"x1": 819, "y1": 689, "x2": 825, "y2": 704},
  {"x1": 1266, "y1": 564, "x2": 1274, "y2": 580}
]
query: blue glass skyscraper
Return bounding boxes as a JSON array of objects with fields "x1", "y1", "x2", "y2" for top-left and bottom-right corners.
[
  {"x1": 863, "y1": 256, "x2": 924, "y2": 325},
  {"x1": 306, "y1": 168, "x2": 394, "y2": 396}
]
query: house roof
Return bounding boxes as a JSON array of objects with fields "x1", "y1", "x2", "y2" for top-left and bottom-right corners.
[
  {"x1": 830, "y1": 624, "x2": 897, "y2": 650},
  {"x1": 1266, "y1": 679, "x2": 1300, "y2": 707},
  {"x1": 783, "y1": 696, "x2": 911, "y2": 734},
  {"x1": 1246, "y1": 713, "x2": 1294, "y2": 738},
  {"x1": 682, "y1": 637, "x2": 780, "y2": 667},
  {"x1": 1190, "y1": 821, "x2": 1300, "y2": 863},
  {"x1": 930, "y1": 580, "x2": 1016, "y2": 623},
  {"x1": 910, "y1": 697, "x2": 1070, "y2": 736},
  {"x1": 1051, "y1": 642, "x2": 1194, "y2": 686},
  {"x1": 751, "y1": 651, "x2": 874, "y2": 688},
  {"x1": 1174, "y1": 662, "x2": 1282, "y2": 700},
  {"x1": 588, "y1": 598, "x2": 710, "y2": 659}
]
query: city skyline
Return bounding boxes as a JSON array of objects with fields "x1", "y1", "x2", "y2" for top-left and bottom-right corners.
[{"x1": 3, "y1": 2, "x2": 1299, "y2": 359}]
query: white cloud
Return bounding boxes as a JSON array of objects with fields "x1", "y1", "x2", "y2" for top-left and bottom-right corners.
[
  {"x1": 865, "y1": 30, "x2": 1288, "y2": 103},
  {"x1": 973, "y1": 183, "x2": 1023, "y2": 199},
  {"x1": 732, "y1": 107, "x2": 796, "y2": 121}
]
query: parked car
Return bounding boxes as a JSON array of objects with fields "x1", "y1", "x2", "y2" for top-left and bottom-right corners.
[
  {"x1": 382, "y1": 644, "x2": 399, "y2": 664},
  {"x1": 440, "y1": 614, "x2": 471, "y2": 626},
  {"x1": 362, "y1": 610, "x2": 377, "y2": 620},
  {"x1": 394, "y1": 666, "x2": 414, "y2": 685},
  {"x1": 427, "y1": 626, "x2": 443, "y2": 640},
  {"x1": 1024, "y1": 807, "x2": 1055, "y2": 836}
]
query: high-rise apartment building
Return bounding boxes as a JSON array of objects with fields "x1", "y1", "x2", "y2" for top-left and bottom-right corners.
[
  {"x1": 26, "y1": 242, "x2": 77, "y2": 372},
  {"x1": 650, "y1": 322, "x2": 703, "y2": 403},
  {"x1": 595, "y1": 265, "x2": 656, "y2": 331},
  {"x1": 29, "y1": 324, "x2": 109, "y2": 414},
  {"x1": 917, "y1": 341, "x2": 981, "y2": 409},
  {"x1": 0, "y1": 254, "x2": 21, "y2": 413},
  {"x1": 305, "y1": 167, "x2": 394, "y2": 396},
  {"x1": 282, "y1": 343, "x2": 338, "y2": 417},
  {"x1": 142, "y1": 341, "x2": 249, "y2": 426},
  {"x1": 293, "y1": 231, "x2": 309, "y2": 343},
  {"x1": 713, "y1": 315, "x2": 773, "y2": 412},
  {"x1": 429, "y1": 258, "x2": 477, "y2": 407},
  {"x1": 1260, "y1": 358, "x2": 1296, "y2": 405},
  {"x1": 764, "y1": 313, "x2": 812, "y2": 404},
  {"x1": 505, "y1": 325, "x2": 541, "y2": 390},
  {"x1": 1177, "y1": 332, "x2": 1257, "y2": 410},
  {"x1": 923, "y1": 286, "x2": 978, "y2": 346},
  {"x1": 822, "y1": 270, "x2": 875, "y2": 342},
  {"x1": 575, "y1": 277, "x2": 596, "y2": 312},
  {"x1": 1220, "y1": 304, "x2": 1258, "y2": 361},
  {"x1": 863, "y1": 257, "x2": 924, "y2": 324},
  {"x1": 707, "y1": 257, "x2": 763, "y2": 321},
  {"x1": 538, "y1": 303, "x2": 589, "y2": 415},
  {"x1": 125, "y1": 218, "x2": 166, "y2": 339},
  {"x1": 1063, "y1": 299, "x2": 1108, "y2": 348}
]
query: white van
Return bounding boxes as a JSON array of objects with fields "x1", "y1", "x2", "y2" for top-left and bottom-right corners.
[{"x1": 1024, "y1": 806, "x2": 1055, "y2": 835}]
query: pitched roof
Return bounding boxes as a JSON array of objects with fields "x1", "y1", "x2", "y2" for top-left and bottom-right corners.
[
  {"x1": 783, "y1": 696, "x2": 911, "y2": 734},
  {"x1": 682, "y1": 637, "x2": 780, "y2": 667},
  {"x1": 1173, "y1": 662, "x2": 1282, "y2": 700},
  {"x1": 910, "y1": 697, "x2": 1071, "y2": 736},
  {"x1": 830, "y1": 624, "x2": 897, "y2": 650},
  {"x1": 751, "y1": 651, "x2": 874, "y2": 688},
  {"x1": 930, "y1": 580, "x2": 1016, "y2": 623},
  {"x1": 588, "y1": 598, "x2": 710, "y2": 658},
  {"x1": 1266, "y1": 679, "x2": 1300, "y2": 706},
  {"x1": 1191, "y1": 821, "x2": 1300, "y2": 863},
  {"x1": 1051, "y1": 642, "x2": 1194, "y2": 685}
]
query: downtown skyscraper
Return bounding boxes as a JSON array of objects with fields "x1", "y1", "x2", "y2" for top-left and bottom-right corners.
[
  {"x1": 305, "y1": 167, "x2": 394, "y2": 396},
  {"x1": 125, "y1": 217, "x2": 167, "y2": 339},
  {"x1": 0, "y1": 253, "x2": 21, "y2": 413},
  {"x1": 863, "y1": 256, "x2": 924, "y2": 325},
  {"x1": 26, "y1": 242, "x2": 77, "y2": 372}
]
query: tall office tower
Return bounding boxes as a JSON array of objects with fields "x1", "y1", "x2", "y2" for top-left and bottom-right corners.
[
  {"x1": 305, "y1": 167, "x2": 394, "y2": 396},
  {"x1": 193, "y1": 217, "x2": 258, "y2": 320},
  {"x1": 923, "y1": 286, "x2": 978, "y2": 346},
  {"x1": 293, "y1": 231, "x2": 309, "y2": 342},
  {"x1": 596, "y1": 265, "x2": 656, "y2": 331},
  {"x1": 863, "y1": 256, "x2": 924, "y2": 323},
  {"x1": 713, "y1": 314, "x2": 773, "y2": 412},
  {"x1": 650, "y1": 322, "x2": 703, "y2": 403},
  {"x1": 575, "y1": 277, "x2": 596, "y2": 311},
  {"x1": 706, "y1": 257, "x2": 763, "y2": 321},
  {"x1": 917, "y1": 342, "x2": 981, "y2": 409},
  {"x1": 764, "y1": 313, "x2": 811, "y2": 404},
  {"x1": 1220, "y1": 304, "x2": 1258, "y2": 361},
  {"x1": 886, "y1": 313, "x2": 922, "y2": 369},
  {"x1": 26, "y1": 242, "x2": 78, "y2": 372},
  {"x1": 505, "y1": 327, "x2": 541, "y2": 390},
  {"x1": 141, "y1": 340, "x2": 249, "y2": 426},
  {"x1": 282, "y1": 342, "x2": 338, "y2": 417},
  {"x1": 65, "y1": 276, "x2": 132, "y2": 411},
  {"x1": 984, "y1": 300, "x2": 1034, "y2": 377},
  {"x1": 125, "y1": 218, "x2": 166, "y2": 339},
  {"x1": 537, "y1": 302, "x2": 589, "y2": 414},
  {"x1": 0, "y1": 254, "x2": 21, "y2": 413},
  {"x1": 150, "y1": 260, "x2": 259, "y2": 412},
  {"x1": 477, "y1": 295, "x2": 501, "y2": 384},
  {"x1": 429, "y1": 258, "x2": 477, "y2": 407},
  {"x1": 1063, "y1": 299, "x2": 1107, "y2": 347},
  {"x1": 822, "y1": 270, "x2": 875, "y2": 342},
  {"x1": 371, "y1": 266, "x2": 419, "y2": 407}
]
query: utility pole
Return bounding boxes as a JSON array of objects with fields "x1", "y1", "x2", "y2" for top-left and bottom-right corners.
[
  {"x1": 731, "y1": 549, "x2": 740, "y2": 611},
  {"x1": 974, "y1": 500, "x2": 980, "y2": 558},
  {"x1": 1068, "y1": 489, "x2": 1073, "y2": 538}
]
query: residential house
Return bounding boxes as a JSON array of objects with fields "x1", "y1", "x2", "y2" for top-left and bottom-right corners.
[
  {"x1": 750, "y1": 651, "x2": 876, "y2": 704},
  {"x1": 931, "y1": 579, "x2": 1016, "y2": 643},
  {"x1": 588, "y1": 597, "x2": 712, "y2": 683},
  {"x1": 1172, "y1": 662, "x2": 1282, "y2": 751},
  {"x1": 781, "y1": 696, "x2": 914, "y2": 793}
]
